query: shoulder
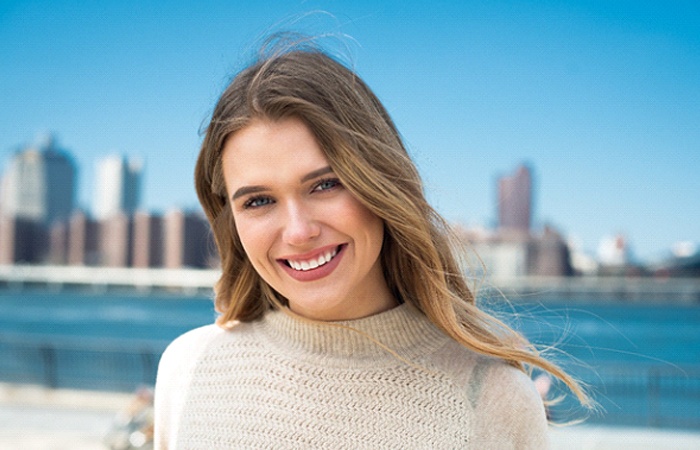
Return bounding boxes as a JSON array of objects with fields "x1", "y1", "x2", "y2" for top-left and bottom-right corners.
[
  {"x1": 156, "y1": 321, "x2": 261, "y2": 385},
  {"x1": 159, "y1": 323, "x2": 225, "y2": 366},
  {"x1": 470, "y1": 360, "x2": 550, "y2": 448},
  {"x1": 424, "y1": 342, "x2": 549, "y2": 447},
  {"x1": 426, "y1": 342, "x2": 539, "y2": 406},
  {"x1": 475, "y1": 361, "x2": 544, "y2": 412},
  {"x1": 154, "y1": 322, "x2": 253, "y2": 448},
  {"x1": 155, "y1": 324, "x2": 226, "y2": 408},
  {"x1": 156, "y1": 320, "x2": 266, "y2": 388}
]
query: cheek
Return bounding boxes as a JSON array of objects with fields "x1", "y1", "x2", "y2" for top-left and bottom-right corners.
[
  {"x1": 232, "y1": 214, "x2": 266, "y2": 264},
  {"x1": 345, "y1": 201, "x2": 385, "y2": 249},
  {"x1": 237, "y1": 225, "x2": 279, "y2": 284}
]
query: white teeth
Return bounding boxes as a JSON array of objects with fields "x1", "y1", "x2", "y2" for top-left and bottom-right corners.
[{"x1": 287, "y1": 247, "x2": 339, "y2": 272}]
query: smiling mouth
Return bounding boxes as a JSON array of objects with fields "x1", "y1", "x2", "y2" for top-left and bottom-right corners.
[{"x1": 284, "y1": 245, "x2": 341, "y2": 271}]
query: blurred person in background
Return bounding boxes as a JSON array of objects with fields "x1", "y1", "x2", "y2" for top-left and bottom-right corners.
[{"x1": 104, "y1": 386, "x2": 154, "y2": 450}]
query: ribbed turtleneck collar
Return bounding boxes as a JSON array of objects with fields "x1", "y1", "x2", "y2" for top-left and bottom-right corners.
[{"x1": 256, "y1": 303, "x2": 450, "y2": 366}]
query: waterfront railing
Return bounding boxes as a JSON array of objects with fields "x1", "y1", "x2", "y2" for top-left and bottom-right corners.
[
  {"x1": 2, "y1": 265, "x2": 700, "y2": 302},
  {"x1": 1, "y1": 333, "x2": 699, "y2": 430},
  {"x1": 0, "y1": 333, "x2": 166, "y2": 392}
]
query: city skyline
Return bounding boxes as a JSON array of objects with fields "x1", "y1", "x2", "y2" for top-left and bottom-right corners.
[
  {"x1": 0, "y1": 136, "x2": 653, "y2": 277},
  {"x1": 1, "y1": 0, "x2": 698, "y2": 261}
]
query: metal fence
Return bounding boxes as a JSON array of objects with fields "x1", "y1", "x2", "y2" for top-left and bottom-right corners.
[
  {"x1": 0, "y1": 334, "x2": 167, "y2": 392},
  {"x1": 1, "y1": 335, "x2": 699, "y2": 430},
  {"x1": 579, "y1": 364, "x2": 700, "y2": 429}
]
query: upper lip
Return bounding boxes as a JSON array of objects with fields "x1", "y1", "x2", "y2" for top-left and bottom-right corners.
[{"x1": 278, "y1": 244, "x2": 342, "y2": 262}]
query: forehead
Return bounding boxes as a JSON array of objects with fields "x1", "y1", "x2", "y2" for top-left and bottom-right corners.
[{"x1": 221, "y1": 117, "x2": 330, "y2": 187}]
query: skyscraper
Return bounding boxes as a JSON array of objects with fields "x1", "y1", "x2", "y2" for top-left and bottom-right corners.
[
  {"x1": 163, "y1": 209, "x2": 213, "y2": 269},
  {"x1": 497, "y1": 164, "x2": 532, "y2": 233},
  {"x1": 132, "y1": 210, "x2": 164, "y2": 268},
  {"x1": 68, "y1": 210, "x2": 100, "y2": 266},
  {"x1": 0, "y1": 134, "x2": 77, "y2": 226},
  {"x1": 98, "y1": 212, "x2": 133, "y2": 267},
  {"x1": 93, "y1": 155, "x2": 142, "y2": 220}
]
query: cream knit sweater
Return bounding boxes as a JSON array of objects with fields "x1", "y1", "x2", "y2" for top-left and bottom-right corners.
[{"x1": 154, "y1": 303, "x2": 549, "y2": 449}]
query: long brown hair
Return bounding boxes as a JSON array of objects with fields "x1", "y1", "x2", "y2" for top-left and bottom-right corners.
[{"x1": 195, "y1": 41, "x2": 589, "y2": 407}]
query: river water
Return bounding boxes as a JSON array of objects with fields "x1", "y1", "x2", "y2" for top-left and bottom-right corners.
[{"x1": 0, "y1": 288, "x2": 698, "y2": 429}]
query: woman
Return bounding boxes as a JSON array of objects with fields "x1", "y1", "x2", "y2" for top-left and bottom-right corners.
[{"x1": 154, "y1": 42, "x2": 588, "y2": 448}]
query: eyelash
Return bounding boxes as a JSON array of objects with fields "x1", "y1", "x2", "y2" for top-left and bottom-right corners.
[
  {"x1": 313, "y1": 177, "x2": 341, "y2": 192},
  {"x1": 241, "y1": 178, "x2": 342, "y2": 210},
  {"x1": 242, "y1": 196, "x2": 273, "y2": 209}
]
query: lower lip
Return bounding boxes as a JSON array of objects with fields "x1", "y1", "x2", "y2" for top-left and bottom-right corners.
[{"x1": 279, "y1": 245, "x2": 345, "y2": 282}]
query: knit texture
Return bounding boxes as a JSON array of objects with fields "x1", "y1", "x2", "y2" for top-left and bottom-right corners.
[{"x1": 154, "y1": 304, "x2": 549, "y2": 449}]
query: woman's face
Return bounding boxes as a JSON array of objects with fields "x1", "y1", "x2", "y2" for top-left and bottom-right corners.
[{"x1": 221, "y1": 117, "x2": 396, "y2": 321}]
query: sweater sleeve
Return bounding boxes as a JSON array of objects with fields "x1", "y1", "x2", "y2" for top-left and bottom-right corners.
[
  {"x1": 153, "y1": 324, "x2": 223, "y2": 450},
  {"x1": 469, "y1": 362, "x2": 550, "y2": 449}
]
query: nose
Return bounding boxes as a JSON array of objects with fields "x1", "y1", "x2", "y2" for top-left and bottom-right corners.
[{"x1": 281, "y1": 201, "x2": 321, "y2": 245}]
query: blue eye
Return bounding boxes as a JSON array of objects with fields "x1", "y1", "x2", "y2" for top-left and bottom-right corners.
[
  {"x1": 314, "y1": 178, "x2": 341, "y2": 191},
  {"x1": 243, "y1": 196, "x2": 273, "y2": 209}
]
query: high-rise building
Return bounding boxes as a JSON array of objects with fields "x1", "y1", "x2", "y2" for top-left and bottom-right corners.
[
  {"x1": 132, "y1": 211, "x2": 164, "y2": 268},
  {"x1": 49, "y1": 221, "x2": 69, "y2": 265},
  {"x1": 498, "y1": 164, "x2": 532, "y2": 233},
  {"x1": 163, "y1": 209, "x2": 213, "y2": 269},
  {"x1": 68, "y1": 210, "x2": 100, "y2": 266},
  {"x1": 526, "y1": 226, "x2": 573, "y2": 276},
  {"x1": 93, "y1": 155, "x2": 142, "y2": 220},
  {"x1": 98, "y1": 212, "x2": 133, "y2": 267},
  {"x1": 0, "y1": 134, "x2": 76, "y2": 226},
  {"x1": 0, "y1": 216, "x2": 49, "y2": 264}
]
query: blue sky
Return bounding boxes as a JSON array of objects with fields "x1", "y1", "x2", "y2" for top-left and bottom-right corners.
[{"x1": 1, "y1": 0, "x2": 698, "y2": 261}]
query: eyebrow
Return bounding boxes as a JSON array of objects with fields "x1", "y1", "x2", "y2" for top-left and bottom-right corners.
[{"x1": 231, "y1": 166, "x2": 335, "y2": 201}]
